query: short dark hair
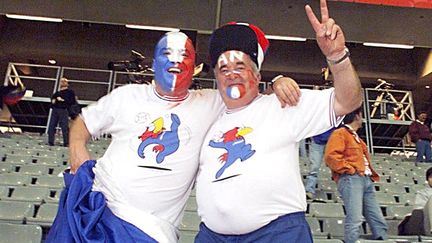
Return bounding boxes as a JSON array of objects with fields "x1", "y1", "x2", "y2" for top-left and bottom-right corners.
[
  {"x1": 426, "y1": 167, "x2": 432, "y2": 180},
  {"x1": 418, "y1": 111, "x2": 427, "y2": 116},
  {"x1": 343, "y1": 106, "x2": 363, "y2": 124}
]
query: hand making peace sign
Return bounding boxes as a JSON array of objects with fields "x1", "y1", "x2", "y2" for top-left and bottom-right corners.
[{"x1": 305, "y1": 0, "x2": 347, "y2": 61}]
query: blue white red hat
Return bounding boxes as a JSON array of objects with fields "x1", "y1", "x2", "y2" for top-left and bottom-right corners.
[{"x1": 209, "y1": 22, "x2": 269, "y2": 70}]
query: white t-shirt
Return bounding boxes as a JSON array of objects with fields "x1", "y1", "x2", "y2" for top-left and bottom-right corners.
[
  {"x1": 81, "y1": 84, "x2": 223, "y2": 242},
  {"x1": 196, "y1": 88, "x2": 341, "y2": 234}
]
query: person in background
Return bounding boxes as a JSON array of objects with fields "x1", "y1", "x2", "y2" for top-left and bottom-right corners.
[
  {"x1": 415, "y1": 167, "x2": 432, "y2": 209},
  {"x1": 409, "y1": 111, "x2": 432, "y2": 162},
  {"x1": 325, "y1": 107, "x2": 387, "y2": 243},
  {"x1": 305, "y1": 127, "x2": 336, "y2": 200},
  {"x1": 47, "y1": 77, "x2": 76, "y2": 147}
]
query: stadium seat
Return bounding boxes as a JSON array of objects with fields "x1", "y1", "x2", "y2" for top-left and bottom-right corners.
[
  {"x1": 45, "y1": 189, "x2": 63, "y2": 203},
  {"x1": 179, "y1": 230, "x2": 198, "y2": 243},
  {"x1": 0, "y1": 174, "x2": 31, "y2": 186},
  {"x1": 313, "y1": 239, "x2": 343, "y2": 243},
  {"x1": 398, "y1": 193, "x2": 416, "y2": 206},
  {"x1": 309, "y1": 203, "x2": 345, "y2": 218},
  {"x1": 185, "y1": 196, "x2": 197, "y2": 212},
  {"x1": 179, "y1": 211, "x2": 201, "y2": 232},
  {"x1": 322, "y1": 217, "x2": 346, "y2": 238},
  {"x1": 375, "y1": 183, "x2": 408, "y2": 194},
  {"x1": 306, "y1": 217, "x2": 326, "y2": 236},
  {"x1": 375, "y1": 192, "x2": 398, "y2": 205},
  {"x1": 0, "y1": 222, "x2": 42, "y2": 243},
  {"x1": 0, "y1": 201, "x2": 33, "y2": 223},
  {"x1": 355, "y1": 239, "x2": 397, "y2": 243},
  {"x1": 386, "y1": 205, "x2": 414, "y2": 220},
  {"x1": 6, "y1": 187, "x2": 49, "y2": 203},
  {"x1": 4, "y1": 155, "x2": 31, "y2": 164},
  {"x1": 27, "y1": 203, "x2": 59, "y2": 227},
  {"x1": 16, "y1": 164, "x2": 50, "y2": 175},
  {"x1": 32, "y1": 175, "x2": 64, "y2": 188},
  {"x1": 0, "y1": 164, "x2": 14, "y2": 173}
]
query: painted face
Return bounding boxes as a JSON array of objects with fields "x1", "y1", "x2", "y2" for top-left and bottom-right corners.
[
  {"x1": 153, "y1": 32, "x2": 196, "y2": 96},
  {"x1": 214, "y1": 50, "x2": 261, "y2": 109}
]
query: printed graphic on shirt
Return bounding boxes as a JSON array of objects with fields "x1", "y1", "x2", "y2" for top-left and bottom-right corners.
[
  {"x1": 209, "y1": 127, "x2": 255, "y2": 179},
  {"x1": 137, "y1": 113, "x2": 180, "y2": 164}
]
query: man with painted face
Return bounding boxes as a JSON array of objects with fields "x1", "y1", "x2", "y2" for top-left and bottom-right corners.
[
  {"x1": 195, "y1": 0, "x2": 363, "y2": 242},
  {"x1": 46, "y1": 31, "x2": 301, "y2": 242}
]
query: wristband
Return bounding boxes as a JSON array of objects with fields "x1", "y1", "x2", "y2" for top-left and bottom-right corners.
[
  {"x1": 270, "y1": 75, "x2": 284, "y2": 89},
  {"x1": 326, "y1": 47, "x2": 350, "y2": 65}
]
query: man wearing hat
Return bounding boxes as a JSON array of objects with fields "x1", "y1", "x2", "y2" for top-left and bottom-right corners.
[{"x1": 195, "y1": 0, "x2": 363, "y2": 242}]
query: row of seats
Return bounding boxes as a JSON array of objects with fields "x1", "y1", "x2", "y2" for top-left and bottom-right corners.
[
  {"x1": 0, "y1": 201, "x2": 58, "y2": 226},
  {"x1": 0, "y1": 186, "x2": 61, "y2": 203}
]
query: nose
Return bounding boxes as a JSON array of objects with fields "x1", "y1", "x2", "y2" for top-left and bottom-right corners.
[{"x1": 168, "y1": 53, "x2": 183, "y2": 63}]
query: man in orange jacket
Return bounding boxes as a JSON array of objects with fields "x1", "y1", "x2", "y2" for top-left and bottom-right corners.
[{"x1": 325, "y1": 106, "x2": 387, "y2": 243}]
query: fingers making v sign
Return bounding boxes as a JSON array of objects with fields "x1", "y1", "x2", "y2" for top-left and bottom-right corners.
[{"x1": 305, "y1": 0, "x2": 347, "y2": 61}]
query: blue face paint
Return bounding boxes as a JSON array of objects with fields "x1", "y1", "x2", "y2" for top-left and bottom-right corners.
[
  {"x1": 154, "y1": 36, "x2": 175, "y2": 92},
  {"x1": 226, "y1": 84, "x2": 245, "y2": 99}
]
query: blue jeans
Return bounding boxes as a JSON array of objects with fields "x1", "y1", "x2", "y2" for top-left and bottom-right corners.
[
  {"x1": 416, "y1": 139, "x2": 432, "y2": 162},
  {"x1": 299, "y1": 139, "x2": 307, "y2": 158},
  {"x1": 195, "y1": 212, "x2": 312, "y2": 243},
  {"x1": 305, "y1": 141, "x2": 325, "y2": 194},
  {"x1": 337, "y1": 174, "x2": 387, "y2": 243},
  {"x1": 48, "y1": 108, "x2": 69, "y2": 146}
]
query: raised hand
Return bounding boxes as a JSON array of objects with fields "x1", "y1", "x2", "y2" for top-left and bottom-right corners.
[{"x1": 305, "y1": 0, "x2": 346, "y2": 60}]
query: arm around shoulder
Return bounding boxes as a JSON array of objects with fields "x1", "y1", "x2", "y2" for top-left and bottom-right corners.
[{"x1": 69, "y1": 116, "x2": 92, "y2": 173}]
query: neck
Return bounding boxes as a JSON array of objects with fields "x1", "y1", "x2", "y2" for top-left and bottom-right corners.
[
  {"x1": 154, "y1": 85, "x2": 189, "y2": 102},
  {"x1": 347, "y1": 122, "x2": 360, "y2": 131}
]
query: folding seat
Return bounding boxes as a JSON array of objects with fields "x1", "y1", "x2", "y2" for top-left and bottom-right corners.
[
  {"x1": 51, "y1": 165, "x2": 69, "y2": 176},
  {"x1": 309, "y1": 203, "x2": 345, "y2": 218},
  {"x1": 313, "y1": 239, "x2": 344, "y2": 243},
  {"x1": 33, "y1": 157, "x2": 66, "y2": 166},
  {"x1": 398, "y1": 193, "x2": 416, "y2": 206},
  {"x1": 376, "y1": 183, "x2": 408, "y2": 194},
  {"x1": 0, "y1": 201, "x2": 33, "y2": 223},
  {"x1": 179, "y1": 211, "x2": 201, "y2": 232},
  {"x1": 355, "y1": 239, "x2": 397, "y2": 243},
  {"x1": 409, "y1": 184, "x2": 427, "y2": 194},
  {"x1": 0, "y1": 163, "x2": 14, "y2": 173},
  {"x1": 16, "y1": 164, "x2": 50, "y2": 176},
  {"x1": 306, "y1": 217, "x2": 327, "y2": 236},
  {"x1": 27, "y1": 203, "x2": 59, "y2": 227},
  {"x1": 185, "y1": 196, "x2": 197, "y2": 212},
  {"x1": 45, "y1": 188, "x2": 63, "y2": 203},
  {"x1": 7, "y1": 187, "x2": 49, "y2": 203},
  {"x1": 322, "y1": 217, "x2": 346, "y2": 238},
  {"x1": 32, "y1": 175, "x2": 64, "y2": 189},
  {"x1": 391, "y1": 176, "x2": 415, "y2": 185},
  {"x1": 0, "y1": 174, "x2": 31, "y2": 186},
  {"x1": 319, "y1": 180, "x2": 338, "y2": 192},
  {"x1": 386, "y1": 205, "x2": 414, "y2": 220},
  {"x1": 374, "y1": 192, "x2": 398, "y2": 205},
  {"x1": 4, "y1": 155, "x2": 31, "y2": 164},
  {"x1": 0, "y1": 222, "x2": 42, "y2": 243},
  {"x1": 179, "y1": 230, "x2": 198, "y2": 243}
]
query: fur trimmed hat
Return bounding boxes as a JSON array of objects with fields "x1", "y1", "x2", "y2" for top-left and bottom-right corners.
[{"x1": 209, "y1": 22, "x2": 269, "y2": 70}]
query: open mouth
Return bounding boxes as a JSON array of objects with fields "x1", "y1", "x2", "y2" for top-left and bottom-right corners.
[{"x1": 168, "y1": 67, "x2": 181, "y2": 74}]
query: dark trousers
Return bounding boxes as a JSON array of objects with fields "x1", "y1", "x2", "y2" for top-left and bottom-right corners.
[{"x1": 48, "y1": 108, "x2": 69, "y2": 146}]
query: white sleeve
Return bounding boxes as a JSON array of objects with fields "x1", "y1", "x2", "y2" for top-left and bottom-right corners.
[
  {"x1": 290, "y1": 88, "x2": 343, "y2": 141},
  {"x1": 80, "y1": 88, "x2": 123, "y2": 138}
]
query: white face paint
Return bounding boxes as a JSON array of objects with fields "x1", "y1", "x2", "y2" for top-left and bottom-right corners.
[{"x1": 217, "y1": 51, "x2": 244, "y2": 67}]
